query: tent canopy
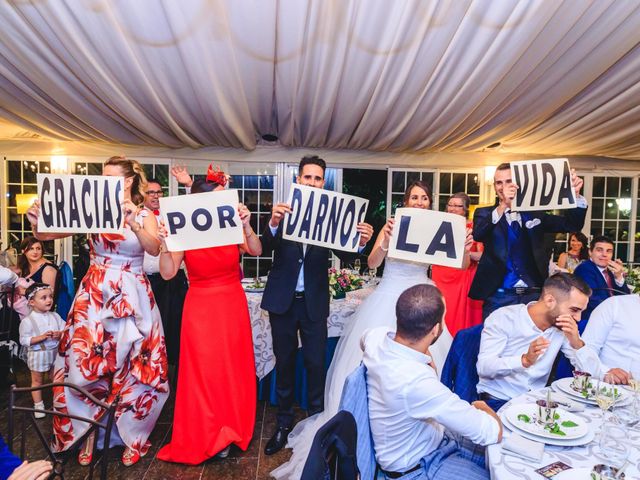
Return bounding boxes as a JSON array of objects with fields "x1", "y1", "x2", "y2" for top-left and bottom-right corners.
[{"x1": 1, "y1": 0, "x2": 640, "y2": 162}]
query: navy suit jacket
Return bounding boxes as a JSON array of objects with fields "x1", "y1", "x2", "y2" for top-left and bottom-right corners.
[
  {"x1": 574, "y1": 259, "x2": 630, "y2": 324},
  {"x1": 260, "y1": 223, "x2": 358, "y2": 323},
  {"x1": 469, "y1": 205, "x2": 587, "y2": 300}
]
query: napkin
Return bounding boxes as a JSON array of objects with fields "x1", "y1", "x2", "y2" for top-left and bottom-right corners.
[{"x1": 501, "y1": 433, "x2": 545, "y2": 462}]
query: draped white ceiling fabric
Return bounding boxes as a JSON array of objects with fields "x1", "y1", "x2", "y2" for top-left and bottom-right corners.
[{"x1": 1, "y1": 0, "x2": 640, "y2": 160}]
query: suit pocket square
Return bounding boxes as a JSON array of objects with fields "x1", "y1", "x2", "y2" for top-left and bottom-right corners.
[{"x1": 525, "y1": 219, "x2": 541, "y2": 229}]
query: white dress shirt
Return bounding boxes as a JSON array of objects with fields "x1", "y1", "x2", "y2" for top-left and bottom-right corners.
[
  {"x1": 363, "y1": 328, "x2": 500, "y2": 472},
  {"x1": 143, "y1": 212, "x2": 161, "y2": 275},
  {"x1": 269, "y1": 223, "x2": 364, "y2": 292},
  {"x1": 477, "y1": 303, "x2": 585, "y2": 401},
  {"x1": 577, "y1": 294, "x2": 640, "y2": 378},
  {"x1": 0, "y1": 266, "x2": 18, "y2": 287},
  {"x1": 19, "y1": 310, "x2": 65, "y2": 350}
]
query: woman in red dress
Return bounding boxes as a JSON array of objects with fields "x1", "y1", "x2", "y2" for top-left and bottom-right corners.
[
  {"x1": 431, "y1": 193, "x2": 484, "y2": 337},
  {"x1": 157, "y1": 166, "x2": 262, "y2": 464}
]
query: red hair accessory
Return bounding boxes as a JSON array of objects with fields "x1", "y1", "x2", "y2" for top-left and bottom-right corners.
[{"x1": 206, "y1": 164, "x2": 229, "y2": 187}]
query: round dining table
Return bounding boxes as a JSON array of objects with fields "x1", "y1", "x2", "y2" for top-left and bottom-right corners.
[
  {"x1": 487, "y1": 387, "x2": 640, "y2": 479},
  {"x1": 244, "y1": 283, "x2": 375, "y2": 379}
]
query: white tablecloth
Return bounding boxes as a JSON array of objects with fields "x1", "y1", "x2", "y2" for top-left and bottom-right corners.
[
  {"x1": 487, "y1": 390, "x2": 640, "y2": 479},
  {"x1": 246, "y1": 285, "x2": 375, "y2": 380}
]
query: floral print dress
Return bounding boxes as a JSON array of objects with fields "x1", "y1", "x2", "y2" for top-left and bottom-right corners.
[{"x1": 52, "y1": 211, "x2": 169, "y2": 456}]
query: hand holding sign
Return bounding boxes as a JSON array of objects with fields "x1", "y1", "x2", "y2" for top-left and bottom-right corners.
[
  {"x1": 122, "y1": 199, "x2": 139, "y2": 228},
  {"x1": 511, "y1": 159, "x2": 577, "y2": 211},
  {"x1": 388, "y1": 208, "x2": 467, "y2": 268},
  {"x1": 269, "y1": 202, "x2": 293, "y2": 228}
]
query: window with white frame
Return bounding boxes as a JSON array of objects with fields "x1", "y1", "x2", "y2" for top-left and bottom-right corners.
[
  {"x1": 590, "y1": 175, "x2": 634, "y2": 262},
  {"x1": 389, "y1": 170, "x2": 436, "y2": 215},
  {"x1": 5, "y1": 159, "x2": 55, "y2": 259}
]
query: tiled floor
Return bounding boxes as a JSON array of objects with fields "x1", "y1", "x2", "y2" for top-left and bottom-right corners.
[{"x1": 1, "y1": 364, "x2": 308, "y2": 479}]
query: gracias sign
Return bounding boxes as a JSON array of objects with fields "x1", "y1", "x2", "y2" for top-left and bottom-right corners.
[
  {"x1": 388, "y1": 208, "x2": 467, "y2": 268},
  {"x1": 283, "y1": 185, "x2": 368, "y2": 253},
  {"x1": 37, "y1": 174, "x2": 124, "y2": 234}
]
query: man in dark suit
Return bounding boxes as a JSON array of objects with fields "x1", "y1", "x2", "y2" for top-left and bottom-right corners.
[
  {"x1": 573, "y1": 235, "x2": 630, "y2": 331},
  {"x1": 470, "y1": 163, "x2": 587, "y2": 320},
  {"x1": 261, "y1": 155, "x2": 374, "y2": 455}
]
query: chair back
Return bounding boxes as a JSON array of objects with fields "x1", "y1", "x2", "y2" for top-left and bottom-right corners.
[
  {"x1": 338, "y1": 363, "x2": 377, "y2": 480},
  {"x1": 441, "y1": 323, "x2": 483, "y2": 403},
  {"x1": 300, "y1": 410, "x2": 359, "y2": 480},
  {"x1": 0, "y1": 286, "x2": 18, "y2": 383},
  {"x1": 8, "y1": 382, "x2": 119, "y2": 480}
]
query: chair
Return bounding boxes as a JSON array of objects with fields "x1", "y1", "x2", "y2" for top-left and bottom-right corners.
[
  {"x1": 7, "y1": 382, "x2": 120, "y2": 480},
  {"x1": 441, "y1": 324, "x2": 484, "y2": 403},
  {"x1": 0, "y1": 286, "x2": 18, "y2": 385},
  {"x1": 301, "y1": 410, "x2": 358, "y2": 480},
  {"x1": 338, "y1": 363, "x2": 378, "y2": 480}
]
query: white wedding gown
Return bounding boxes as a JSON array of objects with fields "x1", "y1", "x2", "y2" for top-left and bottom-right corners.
[{"x1": 270, "y1": 257, "x2": 453, "y2": 479}]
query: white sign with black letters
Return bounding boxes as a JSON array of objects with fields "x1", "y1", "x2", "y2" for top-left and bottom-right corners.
[
  {"x1": 388, "y1": 208, "x2": 466, "y2": 268},
  {"x1": 282, "y1": 185, "x2": 369, "y2": 252},
  {"x1": 37, "y1": 174, "x2": 124, "y2": 234},
  {"x1": 511, "y1": 158, "x2": 577, "y2": 211},
  {"x1": 159, "y1": 189, "x2": 243, "y2": 251}
]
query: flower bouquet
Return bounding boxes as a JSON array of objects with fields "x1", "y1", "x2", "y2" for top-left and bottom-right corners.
[
  {"x1": 624, "y1": 265, "x2": 640, "y2": 292},
  {"x1": 328, "y1": 267, "x2": 365, "y2": 299}
]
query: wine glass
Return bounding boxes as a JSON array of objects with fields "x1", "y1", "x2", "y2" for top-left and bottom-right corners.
[
  {"x1": 354, "y1": 258, "x2": 361, "y2": 275},
  {"x1": 595, "y1": 376, "x2": 617, "y2": 421},
  {"x1": 369, "y1": 267, "x2": 377, "y2": 284},
  {"x1": 628, "y1": 359, "x2": 640, "y2": 417}
]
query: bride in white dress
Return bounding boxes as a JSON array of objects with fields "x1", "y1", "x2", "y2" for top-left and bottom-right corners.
[{"x1": 271, "y1": 181, "x2": 455, "y2": 479}]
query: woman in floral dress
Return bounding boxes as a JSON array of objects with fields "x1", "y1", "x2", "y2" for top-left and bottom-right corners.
[{"x1": 27, "y1": 156, "x2": 169, "y2": 467}]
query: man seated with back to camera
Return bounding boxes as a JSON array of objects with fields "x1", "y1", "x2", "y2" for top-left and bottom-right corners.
[
  {"x1": 476, "y1": 273, "x2": 594, "y2": 412},
  {"x1": 363, "y1": 284, "x2": 502, "y2": 480}
]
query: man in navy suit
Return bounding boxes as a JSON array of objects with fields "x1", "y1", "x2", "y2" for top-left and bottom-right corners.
[
  {"x1": 470, "y1": 163, "x2": 588, "y2": 320},
  {"x1": 261, "y1": 155, "x2": 374, "y2": 455},
  {"x1": 573, "y1": 235, "x2": 630, "y2": 331}
]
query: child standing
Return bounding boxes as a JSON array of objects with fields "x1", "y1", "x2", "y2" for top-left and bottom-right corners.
[{"x1": 19, "y1": 283, "x2": 65, "y2": 418}]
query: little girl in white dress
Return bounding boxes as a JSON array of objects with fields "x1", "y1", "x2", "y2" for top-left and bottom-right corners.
[{"x1": 19, "y1": 283, "x2": 64, "y2": 418}]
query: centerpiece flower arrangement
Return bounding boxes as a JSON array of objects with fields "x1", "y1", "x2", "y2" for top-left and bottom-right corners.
[
  {"x1": 328, "y1": 267, "x2": 365, "y2": 299},
  {"x1": 624, "y1": 265, "x2": 640, "y2": 292}
]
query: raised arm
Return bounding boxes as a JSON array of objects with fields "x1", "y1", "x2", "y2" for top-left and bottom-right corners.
[
  {"x1": 368, "y1": 218, "x2": 393, "y2": 269},
  {"x1": 157, "y1": 222, "x2": 185, "y2": 280},
  {"x1": 123, "y1": 201, "x2": 160, "y2": 256},
  {"x1": 238, "y1": 203, "x2": 262, "y2": 256}
]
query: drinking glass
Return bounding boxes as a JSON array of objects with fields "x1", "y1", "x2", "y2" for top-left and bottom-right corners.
[
  {"x1": 628, "y1": 359, "x2": 640, "y2": 418},
  {"x1": 369, "y1": 267, "x2": 377, "y2": 284},
  {"x1": 598, "y1": 423, "x2": 630, "y2": 469},
  {"x1": 354, "y1": 258, "x2": 361, "y2": 274},
  {"x1": 596, "y1": 376, "x2": 617, "y2": 421}
]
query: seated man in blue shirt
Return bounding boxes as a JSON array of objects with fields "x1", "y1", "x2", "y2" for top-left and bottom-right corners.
[{"x1": 363, "y1": 284, "x2": 502, "y2": 480}]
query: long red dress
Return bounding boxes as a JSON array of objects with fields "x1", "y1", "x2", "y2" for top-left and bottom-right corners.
[
  {"x1": 431, "y1": 223, "x2": 484, "y2": 337},
  {"x1": 157, "y1": 244, "x2": 256, "y2": 464}
]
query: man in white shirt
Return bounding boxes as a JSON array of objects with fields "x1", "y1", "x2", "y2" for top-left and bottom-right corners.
[
  {"x1": 363, "y1": 284, "x2": 502, "y2": 480},
  {"x1": 579, "y1": 294, "x2": 640, "y2": 384},
  {"x1": 477, "y1": 273, "x2": 592, "y2": 411},
  {"x1": 143, "y1": 177, "x2": 188, "y2": 366}
]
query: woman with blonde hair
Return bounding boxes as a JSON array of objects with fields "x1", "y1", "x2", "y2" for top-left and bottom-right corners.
[{"x1": 26, "y1": 156, "x2": 169, "y2": 467}]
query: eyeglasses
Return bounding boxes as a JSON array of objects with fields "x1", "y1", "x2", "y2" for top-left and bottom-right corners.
[
  {"x1": 447, "y1": 203, "x2": 465, "y2": 209},
  {"x1": 146, "y1": 190, "x2": 164, "y2": 196}
]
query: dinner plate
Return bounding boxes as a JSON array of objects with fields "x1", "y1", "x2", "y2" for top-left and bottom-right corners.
[
  {"x1": 501, "y1": 414, "x2": 596, "y2": 447},
  {"x1": 552, "y1": 467, "x2": 594, "y2": 479},
  {"x1": 503, "y1": 404, "x2": 588, "y2": 440},
  {"x1": 553, "y1": 378, "x2": 631, "y2": 406}
]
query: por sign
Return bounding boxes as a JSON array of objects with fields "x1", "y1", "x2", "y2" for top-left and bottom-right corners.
[
  {"x1": 37, "y1": 174, "x2": 124, "y2": 234},
  {"x1": 388, "y1": 208, "x2": 466, "y2": 268},
  {"x1": 159, "y1": 189, "x2": 243, "y2": 251},
  {"x1": 282, "y1": 185, "x2": 368, "y2": 253},
  {"x1": 511, "y1": 159, "x2": 576, "y2": 211}
]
